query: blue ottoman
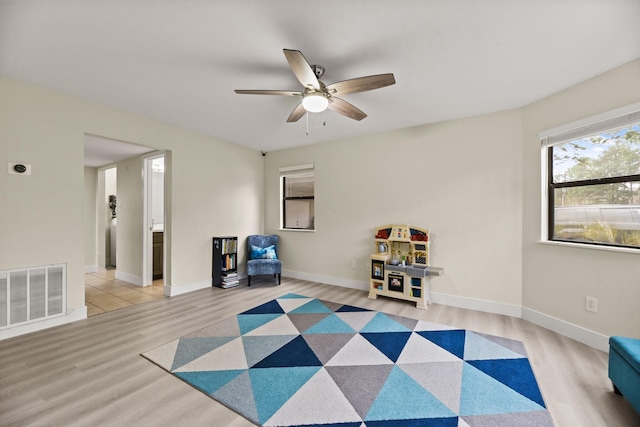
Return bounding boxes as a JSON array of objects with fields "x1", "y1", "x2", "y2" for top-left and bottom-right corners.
[{"x1": 609, "y1": 336, "x2": 640, "y2": 415}]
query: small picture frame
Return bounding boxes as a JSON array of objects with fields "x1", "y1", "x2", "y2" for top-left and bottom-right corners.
[{"x1": 371, "y1": 260, "x2": 384, "y2": 280}]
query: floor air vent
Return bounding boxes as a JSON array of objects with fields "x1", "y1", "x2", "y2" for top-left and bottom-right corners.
[{"x1": 0, "y1": 264, "x2": 66, "y2": 329}]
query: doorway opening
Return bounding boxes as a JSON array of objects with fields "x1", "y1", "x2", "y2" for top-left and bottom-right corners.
[
  {"x1": 144, "y1": 154, "x2": 165, "y2": 288},
  {"x1": 84, "y1": 134, "x2": 170, "y2": 316}
]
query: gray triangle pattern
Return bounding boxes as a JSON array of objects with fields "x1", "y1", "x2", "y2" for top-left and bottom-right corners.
[
  {"x1": 212, "y1": 370, "x2": 259, "y2": 424},
  {"x1": 473, "y1": 331, "x2": 529, "y2": 357},
  {"x1": 326, "y1": 364, "x2": 394, "y2": 418},
  {"x1": 288, "y1": 313, "x2": 331, "y2": 333},
  {"x1": 303, "y1": 333, "x2": 356, "y2": 365},
  {"x1": 142, "y1": 294, "x2": 554, "y2": 427},
  {"x1": 398, "y1": 361, "x2": 464, "y2": 413}
]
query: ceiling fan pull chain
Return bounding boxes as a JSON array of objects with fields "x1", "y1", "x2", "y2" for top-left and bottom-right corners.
[
  {"x1": 323, "y1": 110, "x2": 326, "y2": 126},
  {"x1": 306, "y1": 113, "x2": 309, "y2": 136}
]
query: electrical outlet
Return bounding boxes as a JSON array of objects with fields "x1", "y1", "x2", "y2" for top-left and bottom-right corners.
[{"x1": 585, "y1": 296, "x2": 598, "y2": 313}]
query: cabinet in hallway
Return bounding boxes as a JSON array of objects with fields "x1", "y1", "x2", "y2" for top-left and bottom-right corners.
[{"x1": 153, "y1": 232, "x2": 163, "y2": 280}]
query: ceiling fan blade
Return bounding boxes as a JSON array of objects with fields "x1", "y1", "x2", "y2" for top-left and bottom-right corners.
[
  {"x1": 326, "y1": 73, "x2": 395, "y2": 95},
  {"x1": 283, "y1": 49, "x2": 321, "y2": 91},
  {"x1": 235, "y1": 90, "x2": 302, "y2": 96},
  {"x1": 328, "y1": 97, "x2": 367, "y2": 121},
  {"x1": 287, "y1": 103, "x2": 307, "y2": 122}
]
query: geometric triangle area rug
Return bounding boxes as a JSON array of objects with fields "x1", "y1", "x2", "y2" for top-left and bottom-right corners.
[{"x1": 142, "y1": 294, "x2": 554, "y2": 426}]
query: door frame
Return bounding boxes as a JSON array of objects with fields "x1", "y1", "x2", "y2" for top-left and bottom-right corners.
[{"x1": 142, "y1": 152, "x2": 166, "y2": 287}]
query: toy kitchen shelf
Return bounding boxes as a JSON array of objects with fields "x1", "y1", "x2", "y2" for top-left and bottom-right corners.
[{"x1": 369, "y1": 224, "x2": 443, "y2": 309}]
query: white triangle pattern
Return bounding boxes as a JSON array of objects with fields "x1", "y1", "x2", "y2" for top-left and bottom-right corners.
[
  {"x1": 244, "y1": 313, "x2": 300, "y2": 336},
  {"x1": 463, "y1": 331, "x2": 526, "y2": 360},
  {"x1": 264, "y1": 368, "x2": 362, "y2": 426},
  {"x1": 143, "y1": 339, "x2": 180, "y2": 371},
  {"x1": 396, "y1": 332, "x2": 461, "y2": 364},
  {"x1": 276, "y1": 297, "x2": 314, "y2": 313},
  {"x1": 326, "y1": 334, "x2": 393, "y2": 366},
  {"x1": 335, "y1": 311, "x2": 378, "y2": 332},
  {"x1": 174, "y1": 336, "x2": 248, "y2": 372}
]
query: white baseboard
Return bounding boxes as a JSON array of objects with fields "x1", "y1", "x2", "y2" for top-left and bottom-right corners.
[
  {"x1": 81, "y1": 266, "x2": 615, "y2": 353},
  {"x1": 0, "y1": 306, "x2": 87, "y2": 341},
  {"x1": 430, "y1": 292, "x2": 523, "y2": 317},
  {"x1": 166, "y1": 279, "x2": 211, "y2": 296},
  {"x1": 283, "y1": 269, "x2": 608, "y2": 352},
  {"x1": 282, "y1": 269, "x2": 369, "y2": 291},
  {"x1": 85, "y1": 265, "x2": 98, "y2": 273},
  {"x1": 522, "y1": 307, "x2": 609, "y2": 352},
  {"x1": 115, "y1": 270, "x2": 142, "y2": 286}
]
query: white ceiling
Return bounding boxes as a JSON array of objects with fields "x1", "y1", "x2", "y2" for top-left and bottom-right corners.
[
  {"x1": 83, "y1": 134, "x2": 154, "y2": 167},
  {"x1": 2, "y1": 1, "x2": 640, "y2": 160}
]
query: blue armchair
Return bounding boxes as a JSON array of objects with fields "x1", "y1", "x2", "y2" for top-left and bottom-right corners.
[{"x1": 247, "y1": 235, "x2": 281, "y2": 286}]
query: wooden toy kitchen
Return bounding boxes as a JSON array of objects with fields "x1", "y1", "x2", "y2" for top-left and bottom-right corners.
[{"x1": 369, "y1": 224, "x2": 444, "y2": 309}]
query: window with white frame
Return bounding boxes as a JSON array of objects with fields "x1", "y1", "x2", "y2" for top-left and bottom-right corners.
[
  {"x1": 280, "y1": 164, "x2": 315, "y2": 230},
  {"x1": 541, "y1": 104, "x2": 640, "y2": 249}
]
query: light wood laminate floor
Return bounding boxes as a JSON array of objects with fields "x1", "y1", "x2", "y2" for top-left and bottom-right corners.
[{"x1": 1, "y1": 277, "x2": 639, "y2": 426}]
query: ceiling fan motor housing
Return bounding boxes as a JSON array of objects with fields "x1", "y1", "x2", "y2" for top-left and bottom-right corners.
[
  {"x1": 311, "y1": 65, "x2": 325, "y2": 79},
  {"x1": 234, "y1": 49, "x2": 395, "y2": 123}
]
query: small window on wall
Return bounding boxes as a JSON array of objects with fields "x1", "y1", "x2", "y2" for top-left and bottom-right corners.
[
  {"x1": 541, "y1": 104, "x2": 640, "y2": 249},
  {"x1": 280, "y1": 164, "x2": 315, "y2": 230}
]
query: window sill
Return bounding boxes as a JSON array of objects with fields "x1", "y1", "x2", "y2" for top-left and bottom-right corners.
[
  {"x1": 537, "y1": 239, "x2": 640, "y2": 255},
  {"x1": 279, "y1": 228, "x2": 315, "y2": 232}
]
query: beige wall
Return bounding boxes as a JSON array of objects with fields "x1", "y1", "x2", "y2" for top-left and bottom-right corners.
[
  {"x1": 114, "y1": 155, "x2": 144, "y2": 281},
  {"x1": 265, "y1": 109, "x2": 524, "y2": 310},
  {"x1": 264, "y1": 58, "x2": 640, "y2": 343},
  {"x1": 0, "y1": 76, "x2": 264, "y2": 313},
  {"x1": 84, "y1": 166, "x2": 98, "y2": 270},
  {"x1": 3, "y1": 57, "x2": 639, "y2": 344},
  {"x1": 521, "y1": 58, "x2": 640, "y2": 339}
]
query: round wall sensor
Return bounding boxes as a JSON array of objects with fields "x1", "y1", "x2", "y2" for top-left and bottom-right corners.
[{"x1": 13, "y1": 164, "x2": 27, "y2": 173}]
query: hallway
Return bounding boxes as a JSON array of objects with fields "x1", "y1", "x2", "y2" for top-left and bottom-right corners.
[{"x1": 85, "y1": 270, "x2": 165, "y2": 316}]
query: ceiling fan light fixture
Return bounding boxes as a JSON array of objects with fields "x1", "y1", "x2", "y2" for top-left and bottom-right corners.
[{"x1": 302, "y1": 93, "x2": 329, "y2": 113}]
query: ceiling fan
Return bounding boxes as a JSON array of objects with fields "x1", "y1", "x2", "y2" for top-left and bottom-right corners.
[{"x1": 235, "y1": 49, "x2": 396, "y2": 122}]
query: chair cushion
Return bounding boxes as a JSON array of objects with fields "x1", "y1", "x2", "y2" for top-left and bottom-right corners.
[
  {"x1": 610, "y1": 336, "x2": 640, "y2": 373},
  {"x1": 250, "y1": 245, "x2": 277, "y2": 260},
  {"x1": 247, "y1": 258, "x2": 281, "y2": 276}
]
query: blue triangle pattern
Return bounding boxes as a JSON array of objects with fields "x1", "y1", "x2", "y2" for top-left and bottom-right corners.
[
  {"x1": 289, "y1": 299, "x2": 334, "y2": 314},
  {"x1": 336, "y1": 304, "x2": 372, "y2": 312},
  {"x1": 360, "y1": 312, "x2": 412, "y2": 333},
  {"x1": 241, "y1": 299, "x2": 285, "y2": 315},
  {"x1": 143, "y1": 295, "x2": 553, "y2": 426},
  {"x1": 237, "y1": 313, "x2": 282, "y2": 335},
  {"x1": 459, "y1": 362, "x2": 545, "y2": 415},
  {"x1": 299, "y1": 423, "x2": 363, "y2": 427},
  {"x1": 249, "y1": 366, "x2": 321, "y2": 424},
  {"x1": 468, "y1": 358, "x2": 546, "y2": 407},
  {"x1": 418, "y1": 329, "x2": 466, "y2": 359},
  {"x1": 361, "y1": 332, "x2": 412, "y2": 363},
  {"x1": 463, "y1": 332, "x2": 526, "y2": 361},
  {"x1": 366, "y1": 418, "x2": 458, "y2": 427},
  {"x1": 242, "y1": 335, "x2": 298, "y2": 367},
  {"x1": 252, "y1": 335, "x2": 322, "y2": 368},
  {"x1": 366, "y1": 366, "x2": 456, "y2": 420},
  {"x1": 212, "y1": 371, "x2": 259, "y2": 424},
  {"x1": 278, "y1": 293, "x2": 309, "y2": 299},
  {"x1": 303, "y1": 314, "x2": 356, "y2": 334},
  {"x1": 174, "y1": 369, "x2": 245, "y2": 395}
]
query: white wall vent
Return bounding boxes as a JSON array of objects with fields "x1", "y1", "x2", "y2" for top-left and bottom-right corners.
[{"x1": 0, "y1": 264, "x2": 66, "y2": 329}]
